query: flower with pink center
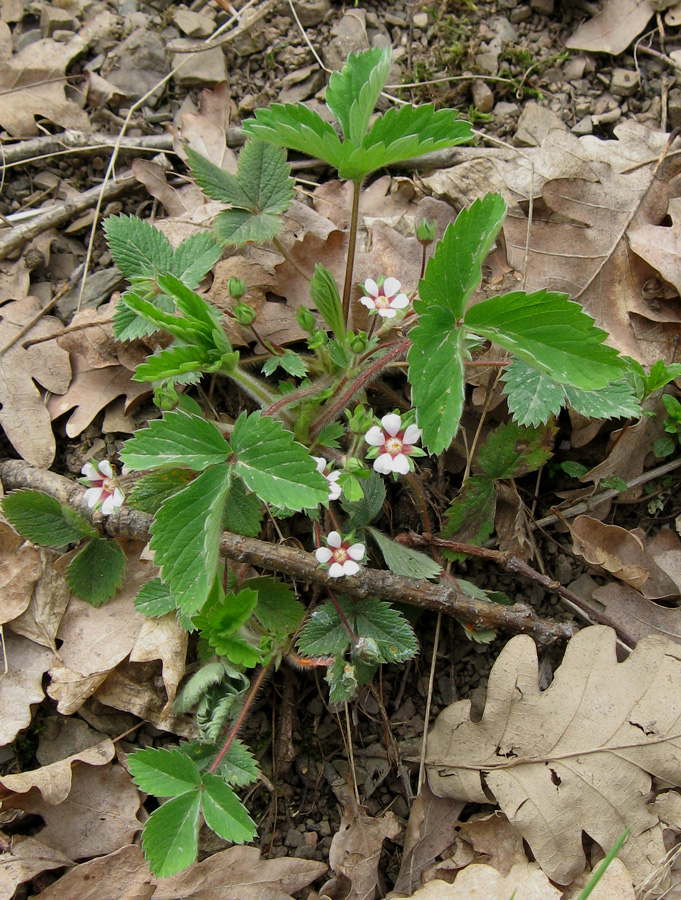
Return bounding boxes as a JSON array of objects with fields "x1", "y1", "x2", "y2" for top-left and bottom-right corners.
[
  {"x1": 359, "y1": 277, "x2": 410, "y2": 319},
  {"x1": 80, "y1": 460, "x2": 125, "y2": 515},
  {"x1": 315, "y1": 531, "x2": 365, "y2": 578},
  {"x1": 365, "y1": 413, "x2": 423, "y2": 476},
  {"x1": 313, "y1": 456, "x2": 342, "y2": 502}
]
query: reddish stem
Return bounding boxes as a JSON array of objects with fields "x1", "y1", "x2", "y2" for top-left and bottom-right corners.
[{"x1": 209, "y1": 663, "x2": 272, "y2": 773}]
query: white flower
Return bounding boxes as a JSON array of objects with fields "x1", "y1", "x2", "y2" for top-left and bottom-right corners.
[
  {"x1": 313, "y1": 456, "x2": 342, "y2": 502},
  {"x1": 365, "y1": 413, "x2": 422, "y2": 476},
  {"x1": 359, "y1": 277, "x2": 410, "y2": 319},
  {"x1": 80, "y1": 460, "x2": 125, "y2": 515},
  {"x1": 315, "y1": 531, "x2": 365, "y2": 578}
]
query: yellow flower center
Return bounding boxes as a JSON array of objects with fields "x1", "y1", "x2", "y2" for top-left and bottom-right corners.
[
  {"x1": 384, "y1": 437, "x2": 403, "y2": 457},
  {"x1": 374, "y1": 294, "x2": 391, "y2": 309},
  {"x1": 332, "y1": 547, "x2": 349, "y2": 564},
  {"x1": 102, "y1": 477, "x2": 116, "y2": 494}
]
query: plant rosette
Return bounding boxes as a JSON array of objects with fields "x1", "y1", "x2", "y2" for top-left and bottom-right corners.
[
  {"x1": 360, "y1": 276, "x2": 410, "y2": 320},
  {"x1": 315, "y1": 531, "x2": 366, "y2": 577},
  {"x1": 313, "y1": 457, "x2": 342, "y2": 501},
  {"x1": 79, "y1": 460, "x2": 125, "y2": 515},
  {"x1": 365, "y1": 412, "x2": 425, "y2": 476}
]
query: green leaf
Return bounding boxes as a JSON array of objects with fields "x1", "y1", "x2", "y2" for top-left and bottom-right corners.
[
  {"x1": 561, "y1": 460, "x2": 590, "y2": 478},
  {"x1": 113, "y1": 291, "x2": 174, "y2": 342},
  {"x1": 223, "y1": 477, "x2": 264, "y2": 537},
  {"x1": 441, "y1": 474, "x2": 496, "y2": 558},
  {"x1": 242, "y1": 103, "x2": 345, "y2": 171},
  {"x1": 341, "y1": 470, "x2": 385, "y2": 528},
  {"x1": 151, "y1": 465, "x2": 232, "y2": 615},
  {"x1": 502, "y1": 358, "x2": 565, "y2": 426},
  {"x1": 2, "y1": 490, "x2": 88, "y2": 547},
  {"x1": 245, "y1": 576, "x2": 305, "y2": 634},
  {"x1": 408, "y1": 309, "x2": 465, "y2": 454},
  {"x1": 201, "y1": 773, "x2": 257, "y2": 843},
  {"x1": 297, "y1": 602, "x2": 353, "y2": 658},
  {"x1": 367, "y1": 527, "x2": 441, "y2": 579},
  {"x1": 200, "y1": 588, "x2": 259, "y2": 637},
  {"x1": 354, "y1": 597, "x2": 419, "y2": 663},
  {"x1": 156, "y1": 273, "x2": 225, "y2": 335},
  {"x1": 172, "y1": 232, "x2": 223, "y2": 287},
  {"x1": 654, "y1": 436, "x2": 676, "y2": 457},
  {"x1": 133, "y1": 346, "x2": 210, "y2": 385},
  {"x1": 310, "y1": 264, "x2": 345, "y2": 341},
  {"x1": 142, "y1": 791, "x2": 201, "y2": 878},
  {"x1": 121, "y1": 291, "x2": 202, "y2": 343},
  {"x1": 262, "y1": 349, "x2": 308, "y2": 379},
  {"x1": 477, "y1": 420, "x2": 556, "y2": 480},
  {"x1": 327, "y1": 656, "x2": 358, "y2": 705},
  {"x1": 121, "y1": 411, "x2": 231, "y2": 472},
  {"x1": 645, "y1": 360, "x2": 681, "y2": 394},
  {"x1": 128, "y1": 746, "x2": 201, "y2": 796},
  {"x1": 317, "y1": 422, "x2": 345, "y2": 450},
  {"x1": 325, "y1": 47, "x2": 391, "y2": 145},
  {"x1": 135, "y1": 578, "x2": 176, "y2": 618},
  {"x1": 127, "y1": 469, "x2": 196, "y2": 514},
  {"x1": 419, "y1": 193, "x2": 507, "y2": 319},
  {"x1": 104, "y1": 214, "x2": 173, "y2": 279},
  {"x1": 232, "y1": 411, "x2": 328, "y2": 510},
  {"x1": 186, "y1": 146, "x2": 252, "y2": 207},
  {"x1": 214, "y1": 739, "x2": 259, "y2": 786},
  {"x1": 66, "y1": 538, "x2": 126, "y2": 606},
  {"x1": 214, "y1": 209, "x2": 284, "y2": 247},
  {"x1": 464, "y1": 290, "x2": 626, "y2": 390},
  {"x1": 565, "y1": 380, "x2": 641, "y2": 420}
]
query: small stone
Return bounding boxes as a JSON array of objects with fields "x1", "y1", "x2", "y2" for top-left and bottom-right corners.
[
  {"x1": 509, "y1": 5, "x2": 531, "y2": 22},
  {"x1": 239, "y1": 93, "x2": 257, "y2": 114},
  {"x1": 494, "y1": 100, "x2": 519, "y2": 117},
  {"x1": 172, "y1": 47, "x2": 227, "y2": 86},
  {"x1": 475, "y1": 37, "x2": 502, "y2": 75},
  {"x1": 323, "y1": 9, "x2": 369, "y2": 71},
  {"x1": 13, "y1": 28, "x2": 42, "y2": 52},
  {"x1": 592, "y1": 106, "x2": 622, "y2": 125},
  {"x1": 515, "y1": 100, "x2": 567, "y2": 146},
  {"x1": 52, "y1": 29, "x2": 75, "y2": 41},
  {"x1": 489, "y1": 15, "x2": 517, "y2": 42},
  {"x1": 563, "y1": 55, "x2": 587, "y2": 80},
  {"x1": 530, "y1": 0, "x2": 554, "y2": 12},
  {"x1": 385, "y1": 12, "x2": 407, "y2": 26},
  {"x1": 668, "y1": 88, "x2": 681, "y2": 129},
  {"x1": 41, "y1": 6, "x2": 76, "y2": 37},
  {"x1": 291, "y1": 0, "x2": 330, "y2": 27},
  {"x1": 172, "y1": 8, "x2": 214, "y2": 38},
  {"x1": 571, "y1": 114, "x2": 593, "y2": 135},
  {"x1": 279, "y1": 64, "x2": 324, "y2": 103},
  {"x1": 285, "y1": 828, "x2": 303, "y2": 848},
  {"x1": 471, "y1": 79, "x2": 494, "y2": 113},
  {"x1": 232, "y1": 26, "x2": 267, "y2": 56},
  {"x1": 104, "y1": 29, "x2": 168, "y2": 103},
  {"x1": 1, "y1": 0, "x2": 23, "y2": 24},
  {"x1": 412, "y1": 11, "x2": 428, "y2": 28},
  {"x1": 610, "y1": 67, "x2": 640, "y2": 98}
]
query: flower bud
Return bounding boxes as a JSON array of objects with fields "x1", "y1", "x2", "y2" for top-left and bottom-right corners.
[
  {"x1": 307, "y1": 328, "x2": 329, "y2": 350},
  {"x1": 346, "y1": 404, "x2": 374, "y2": 435},
  {"x1": 154, "y1": 386, "x2": 179, "y2": 411},
  {"x1": 233, "y1": 301, "x2": 257, "y2": 326},
  {"x1": 228, "y1": 277, "x2": 246, "y2": 300},
  {"x1": 347, "y1": 330, "x2": 369, "y2": 353},
  {"x1": 416, "y1": 218, "x2": 436, "y2": 245},
  {"x1": 296, "y1": 306, "x2": 316, "y2": 333}
]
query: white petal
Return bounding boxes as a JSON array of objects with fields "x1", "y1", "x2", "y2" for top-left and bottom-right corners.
[
  {"x1": 390, "y1": 293, "x2": 410, "y2": 309},
  {"x1": 347, "y1": 543, "x2": 365, "y2": 561},
  {"x1": 327, "y1": 471, "x2": 340, "y2": 483},
  {"x1": 377, "y1": 307, "x2": 397, "y2": 318},
  {"x1": 327, "y1": 531, "x2": 342, "y2": 548},
  {"x1": 100, "y1": 495, "x2": 115, "y2": 516},
  {"x1": 383, "y1": 276, "x2": 401, "y2": 298},
  {"x1": 83, "y1": 487, "x2": 103, "y2": 508},
  {"x1": 364, "y1": 278, "x2": 379, "y2": 297},
  {"x1": 313, "y1": 456, "x2": 326, "y2": 474},
  {"x1": 365, "y1": 425, "x2": 385, "y2": 447},
  {"x1": 373, "y1": 453, "x2": 394, "y2": 475},
  {"x1": 81, "y1": 462, "x2": 99, "y2": 480},
  {"x1": 403, "y1": 424, "x2": 422, "y2": 445},
  {"x1": 98, "y1": 460, "x2": 113, "y2": 478},
  {"x1": 112, "y1": 488, "x2": 125, "y2": 507},
  {"x1": 316, "y1": 548, "x2": 333, "y2": 564},
  {"x1": 392, "y1": 454, "x2": 410, "y2": 475},
  {"x1": 328, "y1": 482, "x2": 342, "y2": 501},
  {"x1": 343, "y1": 560, "x2": 360, "y2": 576},
  {"x1": 381, "y1": 413, "x2": 402, "y2": 436},
  {"x1": 360, "y1": 296, "x2": 376, "y2": 310},
  {"x1": 328, "y1": 562, "x2": 345, "y2": 578}
]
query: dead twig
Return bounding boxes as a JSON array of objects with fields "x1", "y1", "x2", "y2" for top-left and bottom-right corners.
[
  {"x1": 0, "y1": 131, "x2": 175, "y2": 167},
  {"x1": 0, "y1": 459, "x2": 575, "y2": 647}
]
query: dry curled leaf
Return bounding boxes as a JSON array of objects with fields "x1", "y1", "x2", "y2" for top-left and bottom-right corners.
[
  {"x1": 27, "y1": 845, "x2": 153, "y2": 900},
  {"x1": 407, "y1": 863, "x2": 561, "y2": 899},
  {"x1": 570, "y1": 515, "x2": 651, "y2": 590},
  {"x1": 0, "y1": 524, "x2": 42, "y2": 624},
  {"x1": 0, "y1": 739, "x2": 114, "y2": 804},
  {"x1": 0, "y1": 836, "x2": 72, "y2": 900},
  {"x1": 426, "y1": 625, "x2": 681, "y2": 887},
  {"x1": 566, "y1": 0, "x2": 654, "y2": 55},
  {"x1": 0, "y1": 631, "x2": 53, "y2": 746}
]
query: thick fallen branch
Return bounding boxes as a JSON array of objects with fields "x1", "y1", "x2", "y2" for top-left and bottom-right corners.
[{"x1": 0, "y1": 459, "x2": 574, "y2": 647}]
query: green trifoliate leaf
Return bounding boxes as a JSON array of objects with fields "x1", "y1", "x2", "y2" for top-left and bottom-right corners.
[
  {"x1": 223, "y1": 477, "x2": 264, "y2": 537},
  {"x1": 127, "y1": 469, "x2": 196, "y2": 515},
  {"x1": 310, "y1": 264, "x2": 345, "y2": 341},
  {"x1": 464, "y1": 290, "x2": 626, "y2": 390},
  {"x1": 325, "y1": 47, "x2": 391, "y2": 144},
  {"x1": 419, "y1": 193, "x2": 507, "y2": 319},
  {"x1": 2, "y1": 490, "x2": 89, "y2": 547},
  {"x1": 477, "y1": 420, "x2": 556, "y2": 480},
  {"x1": 242, "y1": 103, "x2": 345, "y2": 172},
  {"x1": 367, "y1": 527, "x2": 441, "y2": 579},
  {"x1": 142, "y1": 791, "x2": 201, "y2": 878},
  {"x1": 198, "y1": 588, "x2": 259, "y2": 637},
  {"x1": 214, "y1": 739, "x2": 259, "y2": 786},
  {"x1": 172, "y1": 232, "x2": 223, "y2": 287},
  {"x1": 408, "y1": 308, "x2": 466, "y2": 454},
  {"x1": 133, "y1": 346, "x2": 211, "y2": 385},
  {"x1": 201, "y1": 773, "x2": 257, "y2": 843},
  {"x1": 564, "y1": 379, "x2": 641, "y2": 420},
  {"x1": 214, "y1": 209, "x2": 284, "y2": 246},
  {"x1": 297, "y1": 602, "x2": 354, "y2": 658},
  {"x1": 244, "y1": 576, "x2": 305, "y2": 634},
  {"x1": 121, "y1": 410, "x2": 231, "y2": 472},
  {"x1": 128, "y1": 746, "x2": 202, "y2": 796},
  {"x1": 644, "y1": 360, "x2": 681, "y2": 394},
  {"x1": 186, "y1": 146, "x2": 251, "y2": 207},
  {"x1": 156, "y1": 274, "x2": 226, "y2": 336},
  {"x1": 441, "y1": 475, "x2": 496, "y2": 559},
  {"x1": 341, "y1": 470, "x2": 386, "y2": 528},
  {"x1": 121, "y1": 292, "x2": 203, "y2": 343},
  {"x1": 151, "y1": 465, "x2": 232, "y2": 615},
  {"x1": 113, "y1": 291, "x2": 175, "y2": 342},
  {"x1": 231, "y1": 411, "x2": 328, "y2": 510},
  {"x1": 66, "y1": 538, "x2": 126, "y2": 606},
  {"x1": 104, "y1": 214, "x2": 173, "y2": 279},
  {"x1": 135, "y1": 578, "x2": 176, "y2": 618},
  {"x1": 261, "y1": 349, "x2": 308, "y2": 379},
  {"x1": 354, "y1": 597, "x2": 419, "y2": 663},
  {"x1": 502, "y1": 358, "x2": 565, "y2": 426}
]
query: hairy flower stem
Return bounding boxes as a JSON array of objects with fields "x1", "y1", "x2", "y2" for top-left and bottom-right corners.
[
  {"x1": 210, "y1": 662, "x2": 273, "y2": 774},
  {"x1": 309, "y1": 339, "x2": 411, "y2": 441},
  {"x1": 263, "y1": 374, "x2": 337, "y2": 420},
  {"x1": 228, "y1": 366, "x2": 292, "y2": 424},
  {"x1": 341, "y1": 179, "x2": 362, "y2": 328}
]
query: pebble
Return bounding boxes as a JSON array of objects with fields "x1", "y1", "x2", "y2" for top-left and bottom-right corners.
[
  {"x1": 509, "y1": 6, "x2": 532, "y2": 23},
  {"x1": 489, "y1": 15, "x2": 517, "y2": 42},
  {"x1": 515, "y1": 101, "x2": 567, "y2": 145},
  {"x1": 172, "y1": 47, "x2": 228, "y2": 86},
  {"x1": 412, "y1": 11, "x2": 428, "y2": 28},
  {"x1": 571, "y1": 114, "x2": 593, "y2": 135},
  {"x1": 531, "y1": 0, "x2": 554, "y2": 13},
  {"x1": 172, "y1": 8, "x2": 215, "y2": 39},
  {"x1": 563, "y1": 55, "x2": 587, "y2": 81},
  {"x1": 41, "y1": 6, "x2": 76, "y2": 37},
  {"x1": 475, "y1": 37, "x2": 502, "y2": 75},
  {"x1": 669, "y1": 88, "x2": 681, "y2": 129},
  {"x1": 610, "y1": 68, "x2": 640, "y2": 98},
  {"x1": 13, "y1": 28, "x2": 41, "y2": 51},
  {"x1": 292, "y1": 0, "x2": 331, "y2": 28},
  {"x1": 472, "y1": 79, "x2": 494, "y2": 113},
  {"x1": 323, "y1": 9, "x2": 369, "y2": 71},
  {"x1": 494, "y1": 100, "x2": 520, "y2": 117}
]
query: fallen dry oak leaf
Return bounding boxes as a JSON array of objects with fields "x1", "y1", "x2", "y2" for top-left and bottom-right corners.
[
  {"x1": 407, "y1": 863, "x2": 561, "y2": 900},
  {"x1": 21, "y1": 844, "x2": 153, "y2": 900},
  {"x1": 0, "y1": 296, "x2": 71, "y2": 467},
  {"x1": 0, "y1": 523, "x2": 42, "y2": 624},
  {"x1": 9, "y1": 553, "x2": 72, "y2": 651},
  {"x1": 566, "y1": 0, "x2": 654, "y2": 55},
  {"x1": 426, "y1": 625, "x2": 681, "y2": 887},
  {"x1": 0, "y1": 631, "x2": 53, "y2": 746},
  {"x1": 594, "y1": 581, "x2": 681, "y2": 647},
  {"x1": 628, "y1": 195, "x2": 681, "y2": 294},
  {"x1": 0, "y1": 836, "x2": 73, "y2": 900},
  {"x1": 325, "y1": 806, "x2": 400, "y2": 900}
]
